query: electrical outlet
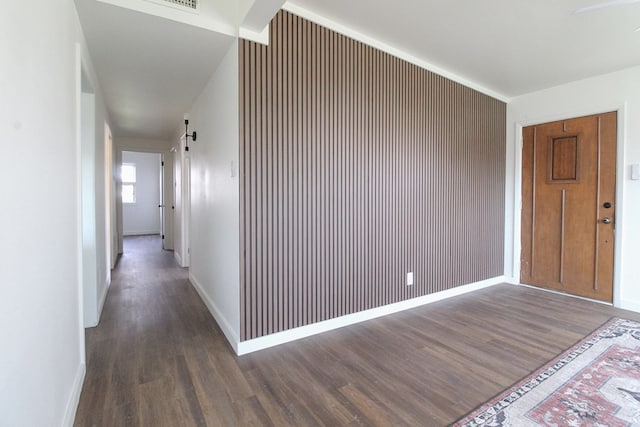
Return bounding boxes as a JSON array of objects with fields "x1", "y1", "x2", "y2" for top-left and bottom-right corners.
[{"x1": 407, "y1": 272, "x2": 414, "y2": 286}]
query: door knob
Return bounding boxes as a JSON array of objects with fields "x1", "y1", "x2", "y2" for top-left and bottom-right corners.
[{"x1": 602, "y1": 217, "x2": 612, "y2": 224}]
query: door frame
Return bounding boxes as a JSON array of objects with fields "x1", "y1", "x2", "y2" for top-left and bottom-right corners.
[
  {"x1": 511, "y1": 104, "x2": 627, "y2": 307},
  {"x1": 116, "y1": 146, "x2": 173, "y2": 252},
  {"x1": 172, "y1": 136, "x2": 190, "y2": 267}
]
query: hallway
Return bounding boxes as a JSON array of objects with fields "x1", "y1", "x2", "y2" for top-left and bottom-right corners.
[
  {"x1": 73, "y1": 235, "x2": 640, "y2": 426},
  {"x1": 75, "y1": 236, "x2": 226, "y2": 426}
]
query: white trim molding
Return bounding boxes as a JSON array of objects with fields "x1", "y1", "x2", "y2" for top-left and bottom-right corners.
[
  {"x1": 515, "y1": 283, "x2": 612, "y2": 306},
  {"x1": 619, "y1": 299, "x2": 640, "y2": 313},
  {"x1": 62, "y1": 363, "x2": 86, "y2": 427},
  {"x1": 613, "y1": 105, "x2": 627, "y2": 310},
  {"x1": 96, "y1": 277, "x2": 110, "y2": 325},
  {"x1": 75, "y1": 44, "x2": 87, "y2": 366},
  {"x1": 122, "y1": 231, "x2": 162, "y2": 236},
  {"x1": 189, "y1": 273, "x2": 240, "y2": 354},
  {"x1": 174, "y1": 251, "x2": 183, "y2": 267},
  {"x1": 235, "y1": 276, "x2": 507, "y2": 355},
  {"x1": 239, "y1": 25, "x2": 270, "y2": 45}
]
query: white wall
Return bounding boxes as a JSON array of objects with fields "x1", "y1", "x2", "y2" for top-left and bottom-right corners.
[
  {"x1": 122, "y1": 151, "x2": 161, "y2": 236},
  {"x1": 0, "y1": 1, "x2": 104, "y2": 425},
  {"x1": 184, "y1": 40, "x2": 241, "y2": 350},
  {"x1": 506, "y1": 65, "x2": 640, "y2": 310}
]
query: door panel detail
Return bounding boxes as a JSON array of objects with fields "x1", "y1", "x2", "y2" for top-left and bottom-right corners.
[{"x1": 551, "y1": 136, "x2": 578, "y2": 181}]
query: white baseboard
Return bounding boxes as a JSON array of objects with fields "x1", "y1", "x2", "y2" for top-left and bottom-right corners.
[
  {"x1": 189, "y1": 275, "x2": 506, "y2": 356},
  {"x1": 236, "y1": 276, "x2": 506, "y2": 355},
  {"x1": 618, "y1": 299, "x2": 640, "y2": 313},
  {"x1": 511, "y1": 280, "x2": 638, "y2": 313},
  {"x1": 86, "y1": 280, "x2": 111, "y2": 329},
  {"x1": 189, "y1": 273, "x2": 240, "y2": 354},
  {"x1": 62, "y1": 363, "x2": 85, "y2": 427},
  {"x1": 122, "y1": 231, "x2": 161, "y2": 236},
  {"x1": 96, "y1": 277, "x2": 110, "y2": 325},
  {"x1": 174, "y1": 251, "x2": 183, "y2": 267},
  {"x1": 514, "y1": 282, "x2": 613, "y2": 306},
  {"x1": 503, "y1": 275, "x2": 519, "y2": 285}
]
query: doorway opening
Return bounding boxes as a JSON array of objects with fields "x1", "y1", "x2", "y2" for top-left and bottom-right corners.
[
  {"x1": 117, "y1": 148, "x2": 176, "y2": 258},
  {"x1": 121, "y1": 151, "x2": 162, "y2": 240}
]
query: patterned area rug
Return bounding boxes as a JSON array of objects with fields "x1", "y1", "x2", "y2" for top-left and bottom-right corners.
[{"x1": 452, "y1": 318, "x2": 640, "y2": 427}]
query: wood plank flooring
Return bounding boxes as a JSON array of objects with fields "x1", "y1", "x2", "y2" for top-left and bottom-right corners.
[{"x1": 74, "y1": 236, "x2": 640, "y2": 426}]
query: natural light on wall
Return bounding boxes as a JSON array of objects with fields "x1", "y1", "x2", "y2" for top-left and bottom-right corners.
[{"x1": 121, "y1": 163, "x2": 137, "y2": 204}]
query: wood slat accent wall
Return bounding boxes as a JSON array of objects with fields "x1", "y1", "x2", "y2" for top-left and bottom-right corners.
[{"x1": 239, "y1": 10, "x2": 506, "y2": 340}]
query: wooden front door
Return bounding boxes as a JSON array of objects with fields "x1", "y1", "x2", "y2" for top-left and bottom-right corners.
[{"x1": 520, "y1": 112, "x2": 617, "y2": 302}]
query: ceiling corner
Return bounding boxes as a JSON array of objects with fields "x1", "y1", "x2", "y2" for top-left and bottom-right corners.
[{"x1": 240, "y1": 0, "x2": 285, "y2": 34}]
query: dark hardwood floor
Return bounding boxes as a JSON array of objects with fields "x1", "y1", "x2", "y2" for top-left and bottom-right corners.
[{"x1": 74, "y1": 236, "x2": 640, "y2": 426}]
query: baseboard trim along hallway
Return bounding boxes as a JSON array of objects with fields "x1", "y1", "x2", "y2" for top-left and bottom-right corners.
[
  {"x1": 63, "y1": 363, "x2": 85, "y2": 427},
  {"x1": 189, "y1": 273, "x2": 241, "y2": 354},
  {"x1": 192, "y1": 274, "x2": 508, "y2": 355}
]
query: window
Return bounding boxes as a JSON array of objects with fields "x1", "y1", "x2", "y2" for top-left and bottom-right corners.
[{"x1": 121, "y1": 163, "x2": 136, "y2": 204}]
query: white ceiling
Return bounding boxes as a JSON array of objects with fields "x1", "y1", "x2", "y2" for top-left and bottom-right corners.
[
  {"x1": 75, "y1": 0, "x2": 236, "y2": 140},
  {"x1": 75, "y1": 0, "x2": 640, "y2": 140},
  {"x1": 287, "y1": 0, "x2": 640, "y2": 98}
]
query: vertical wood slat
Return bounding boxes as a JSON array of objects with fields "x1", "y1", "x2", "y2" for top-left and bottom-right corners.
[{"x1": 239, "y1": 10, "x2": 506, "y2": 341}]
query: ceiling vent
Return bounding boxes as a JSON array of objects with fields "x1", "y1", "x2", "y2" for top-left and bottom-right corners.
[{"x1": 161, "y1": 0, "x2": 197, "y2": 10}]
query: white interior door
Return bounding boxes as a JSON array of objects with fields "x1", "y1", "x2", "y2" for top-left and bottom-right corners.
[
  {"x1": 183, "y1": 154, "x2": 190, "y2": 266},
  {"x1": 161, "y1": 152, "x2": 174, "y2": 250},
  {"x1": 159, "y1": 155, "x2": 165, "y2": 248},
  {"x1": 172, "y1": 139, "x2": 190, "y2": 267}
]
